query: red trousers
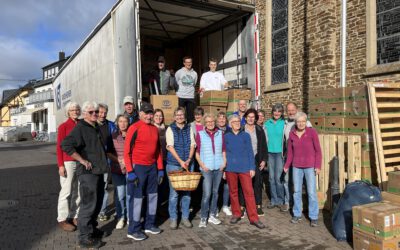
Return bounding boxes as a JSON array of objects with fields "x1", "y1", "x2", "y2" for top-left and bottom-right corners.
[{"x1": 226, "y1": 171, "x2": 259, "y2": 223}]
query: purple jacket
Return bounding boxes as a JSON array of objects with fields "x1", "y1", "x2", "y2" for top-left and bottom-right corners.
[{"x1": 284, "y1": 127, "x2": 322, "y2": 171}]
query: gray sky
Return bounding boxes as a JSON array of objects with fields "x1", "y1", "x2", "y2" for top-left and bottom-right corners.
[{"x1": 0, "y1": 0, "x2": 117, "y2": 98}]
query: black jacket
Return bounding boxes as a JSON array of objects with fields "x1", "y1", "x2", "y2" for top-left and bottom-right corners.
[
  {"x1": 61, "y1": 120, "x2": 108, "y2": 175},
  {"x1": 255, "y1": 124, "x2": 268, "y2": 165}
]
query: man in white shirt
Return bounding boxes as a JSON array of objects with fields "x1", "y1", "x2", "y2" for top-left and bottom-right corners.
[{"x1": 199, "y1": 58, "x2": 228, "y2": 92}]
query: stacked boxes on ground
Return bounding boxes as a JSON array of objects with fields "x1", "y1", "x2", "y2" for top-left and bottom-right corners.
[
  {"x1": 200, "y1": 89, "x2": 252, "y2": 116},
  {"x1": 353, "y1": 191, "x2": 400, "y2": 249},
  {"x1": 309, "y1": 85, "x2": 375, "y2": 183}
]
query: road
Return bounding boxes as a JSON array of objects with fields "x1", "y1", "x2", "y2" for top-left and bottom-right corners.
[{"x1": 0, "y1": 141, "x2": 352, "y2": 249}]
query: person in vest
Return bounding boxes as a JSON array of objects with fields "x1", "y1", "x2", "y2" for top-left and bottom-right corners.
[
  {"x1": 224, "y1": 114, "x2": 265, "y2": 229},
  {"x1": 124, "y1": 102, "x2": 164, "y2": 241},
  {"x1": 146, "y1": 56, "x2": 176, "y2": 95},
  {"x1": 195, "y1": 113, "x2": 226, "y2": 227},
  {"x1": 56, "y1": 101, "x2": 81, "y2": 232},
  {"x1": 165, "y1": 107, "x2": 196, "y2": 229}
]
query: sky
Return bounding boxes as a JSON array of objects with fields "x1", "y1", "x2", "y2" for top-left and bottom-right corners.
[{"x1": 0, "y1": 0, "x2": 117, "y2": 99}]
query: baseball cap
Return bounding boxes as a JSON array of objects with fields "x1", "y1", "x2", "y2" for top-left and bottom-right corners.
[
  {"x1": 157, "y1": 56, "x2": 165, "y2": 63},
  {"x1": 123, "y1": 96, "x2": 134, "y2": 105},
  {"x1": 140, "y1": 102, "x2": 154, "y2": 113}
]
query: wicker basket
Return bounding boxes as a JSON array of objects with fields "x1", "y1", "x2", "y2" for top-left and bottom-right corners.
[{"x1": 168, "y1": 170, "x2": 202, "y2": 191}]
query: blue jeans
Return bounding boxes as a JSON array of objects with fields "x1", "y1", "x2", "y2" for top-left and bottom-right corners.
[
  {"x1": 222, "y1": 180, "x2": 230, "y2": 207},
  {"x1": 100, "y1": 172, "x2": 109, "y2": 215},
  {"x1": 268, "y1": 153, "x2": 285, "y2": 205},
  {"x1": 292, "y1": 167, "x2": 319, "y2": 220},
  {"x1": 111, "y1": 173, "x2": 128, "y2": 220},
  {"x1": 166, "y1": 163, "x2": 192, "y2": 220},
  {"x1": 200, "y1": 170, "x2": 223, "y2": 219}
]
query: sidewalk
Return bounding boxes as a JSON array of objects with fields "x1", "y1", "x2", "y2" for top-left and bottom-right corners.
[{"x1": 0, "y1": 143, "x2": 352, "y2": 249}]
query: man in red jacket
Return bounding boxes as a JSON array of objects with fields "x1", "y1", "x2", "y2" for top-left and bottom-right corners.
[
  {"x1": 56, "y1": 101, "x2": 81, "y2": 232},
  {"x1": 124, "y1": 102, "x2": 164, "y2": 241}
]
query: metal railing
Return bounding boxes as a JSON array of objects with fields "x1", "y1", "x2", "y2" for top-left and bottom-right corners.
[{"x1": 27, "y1": 90, "x2": 54, "y2": 104}]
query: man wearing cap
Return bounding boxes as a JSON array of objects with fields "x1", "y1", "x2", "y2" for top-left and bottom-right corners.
[
  {"x1": 123, "y1": 96, "x2": 139, "y2": 125},
  {"x1": 199, "y1": 58, "x2": 228, "y2": 92},
  {"x1": 147, "y1": 56, "x2": 176, "y2": 95},
  {"x1": 124, "y1": 102, "x2": 164, "y2": 241}
]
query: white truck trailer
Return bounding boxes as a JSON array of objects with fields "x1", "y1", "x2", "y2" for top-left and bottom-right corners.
[{"x1": 53, "y1": 0, "x2": 260, "y2": 124}]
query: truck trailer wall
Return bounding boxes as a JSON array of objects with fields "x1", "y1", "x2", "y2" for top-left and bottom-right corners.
[{"x1": 53, "y1": 20, "x2": 115, "y2": 125}]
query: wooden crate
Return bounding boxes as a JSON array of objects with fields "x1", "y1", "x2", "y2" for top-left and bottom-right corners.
[
  {"x1": 367, "y1": 82, "x2": 400, "y2": 189},
  {"x1": 317, "y1": 134, "x2": 362, "y2": 210}
]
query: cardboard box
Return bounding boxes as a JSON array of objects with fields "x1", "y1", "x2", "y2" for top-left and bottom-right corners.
[
  {"x1": 325, "y1": 102, "x2": 346, "y2": 116},
  {"x1": 325, "y1": 88, "x2": 345, "y2": 103},
  {"x1": 388, "y1": 172, "x2": 400, "y2": 195},
  {"x1": 200, "y1": 105, "x2": 227, "y2": 116},
  {"x1": 352, "y1": 202, "x2": 400, "y2": 239},
  {"x1": 325, "y1": 117, "x2": 345, "y2": 132},
  {"x1": 309, "y1": 89, "x2": 326, "y2": 104},
  {"x1": 310, "y1": 117, "x2": 325, "y2": 131},
  {"x1": 382, "y1": 192, "x2": 400, "y2": 206},
  {"x1": 344, "y1": 118, "x2": 371, "y2": 133},
  {"x1": 200, "y1": 90, "x2": 228, "y2": 106},
  {"x1": 226, "y1": 89, "x2": 252, "y2": 101},
  {"x1": 163, "y1": 113, "x2": 175, "y2": 125},
  {"x1": 353, "y1": 229, "x2": 400, "y2": 250},
  {"x1": 345, "y1": 100, "x2": 369, "y2": 117},
  {"x1": 150, "y1": 95, "x2": 178, "y2": 113},
  {"x1": 345, "y1": 85, "x2": 368, "y2": 102}
]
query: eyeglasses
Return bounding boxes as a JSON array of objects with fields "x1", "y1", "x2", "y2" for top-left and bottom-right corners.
[
  {"x1": 87, "y1": 110, "x2": 99, "y2": 115},
  {"x1": 231, "y1": 121, "x2": 240, "y2": 124}
]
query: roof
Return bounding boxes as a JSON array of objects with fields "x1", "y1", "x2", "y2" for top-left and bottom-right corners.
[
  {"x1": 34, "y1": 78, "x2": 53, "y2": 88},
  {"x1": 1, "y1": 89, "x2": 19, "y2": 104},
  {"x1": 41, "y1": 56, "x2": 70, "y2": 70}
]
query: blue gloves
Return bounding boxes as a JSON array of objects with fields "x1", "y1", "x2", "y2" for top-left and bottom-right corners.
[
  {"x1": 127, "y1": 172, "x2": 139, "y2": 187},
  {"x1": 158, "y1": 171, "x2": 164, "y2": 185}
]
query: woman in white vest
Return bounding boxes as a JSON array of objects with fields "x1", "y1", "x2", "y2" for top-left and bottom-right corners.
[{"x1": 195, "y1": 113, "x2": 226, "y2": 228}]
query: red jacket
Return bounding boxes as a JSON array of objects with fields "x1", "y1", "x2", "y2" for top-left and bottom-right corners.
[
  {"x1": 124, "y1": 120, "x2": 163, "y2": 172},
  {"x1": 57, "y1": 118, "x2": 78, "y2": 167}
]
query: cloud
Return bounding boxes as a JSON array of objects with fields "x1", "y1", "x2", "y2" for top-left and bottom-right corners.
[{"x1": 0, "y1": 0, "x2": 117, "y2": 94}]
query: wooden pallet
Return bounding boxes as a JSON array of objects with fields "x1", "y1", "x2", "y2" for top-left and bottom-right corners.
[
  {"x1": 367, "y1": 82, "x2": 400, "y2": 189},
  {"x1": 317, "y1": 134, "x2": 362, "y2": 210}
]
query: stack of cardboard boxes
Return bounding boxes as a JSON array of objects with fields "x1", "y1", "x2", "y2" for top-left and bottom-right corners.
[
  {"x1": 199, "y1": 88, "x2": 252, "y2": 116},
  {"x1": 150, "y1": 95, "x2": 178, "y2": 125},
  {"x1": 309, "y1": 85, "x2": 375, "y2": 183},
  {"x1": 199, "y1": 91, "x2": 228, "y2": 115},
  {"x1": 353, "y1": 172, "x2": 400, "y2": 249}
]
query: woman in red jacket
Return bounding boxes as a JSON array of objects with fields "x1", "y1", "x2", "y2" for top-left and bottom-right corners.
[
  {"x1": 283, "y1": 112, "x2": 322, "y2": 227},
  {"x1": 56, "y1": 101, "x2": 81, "y2": 232}
]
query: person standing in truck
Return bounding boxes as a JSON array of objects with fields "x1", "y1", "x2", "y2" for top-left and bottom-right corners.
[
  {"x1": 147, "y1": 56, "x2": 176, "y2": 95},
  {"x1": 123, "y1": 96, "x2": 139, "y2": 125},
  {"x1": 199, "y1": 58, "x2": 228, "y2": 92},
  {"x1": 175, "y1": 56, "x2": 198, "y2": 123}
]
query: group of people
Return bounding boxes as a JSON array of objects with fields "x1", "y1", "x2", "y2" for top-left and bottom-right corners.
[{"x1": 55, "y1": 56, "x2": 322, "y2": 249}]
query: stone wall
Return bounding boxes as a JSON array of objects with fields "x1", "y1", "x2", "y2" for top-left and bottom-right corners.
[{"x1": 253, "y1": 0, "x2": 399, "y2": 116}]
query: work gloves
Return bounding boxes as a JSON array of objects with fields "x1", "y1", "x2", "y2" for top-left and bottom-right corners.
[
  {"x1": 158, "y1": 171, "x2": 164, "y2": 185},
  {"x1": 127, "y1": 172, "x2": 139, "y2": 187}
]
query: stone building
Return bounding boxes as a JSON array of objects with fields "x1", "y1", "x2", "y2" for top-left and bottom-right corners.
[{"x1": 250, "y1": 0, "x2": 400, "y2": 113}]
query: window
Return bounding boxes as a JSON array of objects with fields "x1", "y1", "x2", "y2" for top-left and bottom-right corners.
[
  {"x1": 376, "y1": 0, "x2": 400, "y2": 65},
  {"x1": 366, "y1": 0, "x2": 400, "y2": 74},
  {"x1": 265, "y1": 0, "x2": 291, "y2": 92},
  {"x1": 271, "y1": 0, "x2": 288, "y2": 85}
]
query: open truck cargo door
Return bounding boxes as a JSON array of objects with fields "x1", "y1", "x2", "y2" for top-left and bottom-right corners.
[{"x1": 112, "y1": 0, "x2": 142, "y2": 112}]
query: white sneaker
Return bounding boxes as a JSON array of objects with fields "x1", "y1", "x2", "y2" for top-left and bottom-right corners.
[
  {"x1": 116, "y1": 218, "x2": 125, "y2": 229},
  {"x1": 222, "y1": 206, "x2": 232, "y2": 216},
  {"x1": 199, "y1": 218, "x2": 207, "y2": 228},
  {"x1": 208, "y1": 215, "x2": 222, "y2": 225}
]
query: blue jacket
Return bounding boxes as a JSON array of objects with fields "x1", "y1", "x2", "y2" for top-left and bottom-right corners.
[
  {"x1": 224, "y1": 129, "x2": 255, "y2": 173},
  {"x1": 167, "y1": 122, "x2": 191, "y2": 166},
  {"x1": 198, "y1": 130, "x2": 224, "y2": 171}
]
